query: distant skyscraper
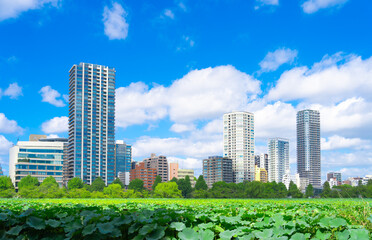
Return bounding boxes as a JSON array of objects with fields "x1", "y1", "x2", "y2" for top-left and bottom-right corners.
[
  {"x1": 115, "y1": 140, "x2": 132, "y2": 186},
  {"x1": 0, "y1": 164, "x2": 3, "y2": 176},
  {"x1": 260, "y1": 153, "x2": 269, "y2": 172},
  {"x1": 68, "y1": 63, "x2": 116, "y2": 185},
  {"x1": 297, "y1": 109, "x2": 321, "y2": 188},
  {"x1": 268, "y1": 138, "x2": 289, "y2": 183},
  {"x1": 143, "y1": 153, "x2": 168, "y2": 182},
  {"x1": 223, "y1": 111, "x2": 255, "y2": 183}
]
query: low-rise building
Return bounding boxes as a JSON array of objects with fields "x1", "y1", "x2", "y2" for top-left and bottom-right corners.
[
  {"x1": 178, "y1": 169, "x2": 196, "y2": 187},
  {"x1": 9, "y1": 136, "x2": 67, "y2": 188},
  {"x1": 327, "y1": 172, "x2": 342, "y2": 186},
  {"x1": 203, "y1": 156, "x2": 233, "y2": 188},
  {"x1": 254, "y1": 165, "x2": 268, "y2": 183},
  {"x1": 130, "y1": 162, "x2": 157, "y2": 190}
]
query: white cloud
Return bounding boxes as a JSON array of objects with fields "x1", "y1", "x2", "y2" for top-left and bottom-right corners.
[
  {"x1": 47, "y1": 134, "x2": 60, "y2": 138},
  {"x1": 178, "y1": 2, "x2": 187, "y2": 11},
  {"x1": 170, "y1": 123, "x2": 195, "y2": 133},
  {"x1": 259, "y1": 48, "x2": 298, "y2": 72},
  {"x1": 0, "y1": 0, "x2": 60, "y2": 21},
  {"x1": 0, "y1": 135, "x2": 13, "y2": 155},
  {"x1": 116, "y1": 65, "x2": 261, "y2": 128},
  {"x1": 168, "y1": 156, "x2": 202, "y2": 176},
  {"x1": 39, "y1": 86, "x2": 66, "y2": 107},
  {"x1": 2, "y1": 83, "x2": 23, "y2": 99},
  {"x1": 322, "y1": 135, "x2": 370, "y2": 150},
  {"x1": 267, "y1": 54, "x2": 372, "y2": 103},
  {"x1": 163, "y1": 9, "x2": 174, "y2": 19},
  {"x1": 0, "y1": 113, "x2": 23, "y2": 134},
  {"x1": 256, "y1": 0, "x2": 279, "y2": 6},
  {"x1": 302, "y1": 0, "x2": 348, "y2": 14},
  {"x1": 103, "y1": 2, "x2": 129, "y2": 40},
  {"x1": 41, "y1": 116, "x2": 68, "y2": 133}
]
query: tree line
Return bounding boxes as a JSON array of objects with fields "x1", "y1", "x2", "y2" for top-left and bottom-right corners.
[{"x1": 1, "y1": 174, "x2": 371, "y2": 198}]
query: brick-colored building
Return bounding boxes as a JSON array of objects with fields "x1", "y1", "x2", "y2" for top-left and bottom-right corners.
[{"x1": 130, "y1": 162, "x2": 157, "y2": 190}]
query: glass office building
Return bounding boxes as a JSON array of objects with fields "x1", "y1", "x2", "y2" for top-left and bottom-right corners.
[
  {"x1": 115, "y1": 140, "x2": 132, "y2": 185},
  {"x1": 9, "y1": 137, "x2": 67, "y2": 188},
  {"x1": 268, "y1": 138, "x2": 289, "y2": 183},
  {"x1": 68, "y1": 63, "x2": 116, "y2": 185}
]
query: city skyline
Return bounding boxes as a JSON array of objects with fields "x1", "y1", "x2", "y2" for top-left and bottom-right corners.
[{"x1": 1, "y1": 0, "x2": 372, "y2": 181}]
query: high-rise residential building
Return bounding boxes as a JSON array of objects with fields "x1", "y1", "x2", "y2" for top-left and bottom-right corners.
[
  {"x1": 0, "y1": 164, "x2": 3, "y2": 176},
  {"x1": 9, "y1": 136, "x2": 67, "y2": 188},
  {"x1": 254, "y1": 155, "x2": 260, "y2": 167},
  {"x1": 223, "y1": 111, "x2": 255, "y2": 183},
  {"x1": 254, "y1": 165, "x2": 268, "y2": 183},
  {"x1": 169, "y1": 162, "x2": 179, "y2": 181},
  {"x1": 130, "y1": 162, "x2": 157, "y2": 190},
  {"x1": 68, "y1": 63, "x2": 116, "y2": 185},
  {"x1": 115, "y1": 140, "x2": 132, "y2": 185},
  {"x1": 203, "y1": 156, "x2": 233, "y2": 188},
  {"x1": 297, "y1": 109, "x2": 321, "y2": 188},
  {"x1": 143, "y1": 153, "x2": 168, "y2": 182},
  {"x1": 268, "y1": 138, "x2": 289, "y2": 183},
  {"x1": 327, "y1": 172, "x2": 341, "y2": 186},
  {"x1": 260, "y1": 153, "x2": 269, "y2": 172}
]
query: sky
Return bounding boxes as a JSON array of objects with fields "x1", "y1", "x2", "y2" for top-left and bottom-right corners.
[{"x1": 0, "y1": 0, "x2": 372, "y2": 180}]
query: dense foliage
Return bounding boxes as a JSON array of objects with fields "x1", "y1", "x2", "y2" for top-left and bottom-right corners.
[{"x1": 0, "y1": 199, "x2": 370, "y2": 239}]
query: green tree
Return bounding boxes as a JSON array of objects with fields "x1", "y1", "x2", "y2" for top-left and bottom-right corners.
[
  {"x1": 288, "y1": 181, "x2": 303, "y2": 198},
  {"x1": 68, "y1": 177, "x2": 84, "y2": 190},
  {"x1": 91, "y1": 191, "x2": 107, "y2": 198},
  {"x1": 90, "y1": 177, "x2": 105, "y2": 192},
  {"x1": 103, "y1": 184, "x2": 123, "y2": 198},
  {"x1": 38, "y1": 176, "x2": 65, "y2": 198},
  {"x1": 195, "y1": 175, "x2": 208, "y2": 191},
  {"x1": 152, "y1": 175, "x2": 162, "y2": 190},
  {"x1": 18, "y1": 175, "x2": 39, "y2": 190},
  {"x1": 112, "y1": 178, "x2": 124, "y2": 188},
  {"x1": 40, "y1": 176, "x2": 59, "y2": 188},
  {"x1": 0, "y1": 176, "x2": 14, "y2": 190},
  {"x1": 321, "y1": 181, "x2": 332, "y2": 198},
  {"x1": 153, "y1": 182, "x2": 182, "y2": 198},
  {"x1": 128, "y1": 178, "x2": 145, "y2": 192},
  {"x1": 305, "y1": 184, "x2": 314, "y2": 198},
  {"x1": 170, "y1": 177, "x2": 178, "y2": 183},
  {"x1": 67, "y1": 188, "x2": 91, "y2": 198},
  {"x1": 178, "y1": 175, "x2": 193, "y2": 198}
]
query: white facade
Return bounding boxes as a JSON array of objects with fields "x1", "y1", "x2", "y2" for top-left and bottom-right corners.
[
  {"x1": 223, "y1": 112, "x2": 255, "y2": 183},
  {"x1": 329, "y1": 178, "x2": 338, "y2": 188},
  {"x1": 268, "y1": 138, "x2": 289, "y2": 183},
  {"x1": 118, "y1": 171, "x2": 130, "y2": 186},
  {"x1": 9, "y1": 140, "x2": 65, "y2": 188}
]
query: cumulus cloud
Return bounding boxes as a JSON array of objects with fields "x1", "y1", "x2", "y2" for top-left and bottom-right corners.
[
  {"x1": 170, "y1": 123, "x2": 195, "y2": 133},
  {"x1": 259, "y1": 48, "x2": 298, "y2": 72},
  {"x1": 0, "y1": 113, "x2": 23, "y2": 134},
  {"x1": 1, "y1": 83, "x2": 23, "y2": 99},
  {"x1": 0, "y1": 0, "x2": 60, "y2": 21},
  {"x1": 41, "y1": 116, "x2": 68, "y2": 133},
  {"x1": 322, "y1": 135, "x2": 370, "y2": 150},
  {"x1": 116, "y1": 65, "x2": 261, "y2": 128},
  {"x1": 267, "y1": 54, "x2": 372, "y2": 103},
  {"x1": 39, "y1": 86, "x2": 66, "y2": 107},
  {"x1": 0, "y1": 135, "x2": 13, "y2": 155},
  {"x1": 103, "y1": 2, "x2": 129, "y2": 40},
  {"x1": 302, "y1": 0, "x2": 348, "y2": 14}
]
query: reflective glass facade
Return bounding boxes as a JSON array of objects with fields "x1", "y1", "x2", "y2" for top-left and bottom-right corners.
[
  {"x1": 68, "y1": 63, "x2": 115, "y2": 185},
  {"x1": 115, "y1": 142, "x2": 132, "y2": 176}
]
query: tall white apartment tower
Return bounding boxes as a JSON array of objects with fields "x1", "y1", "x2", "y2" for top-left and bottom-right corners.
[
  {"x1": 223, "y1": 111, "x2": 255, "y2": 183},
  {"x1": 268, "y1": 138, "x2": 289, "y2": 183},
  {"x1": 68, "y1": 63, "x2": 116, "y2": 185}
]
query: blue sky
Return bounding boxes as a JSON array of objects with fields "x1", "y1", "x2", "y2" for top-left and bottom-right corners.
[{"x1": 1, "y1": 0, "x2": 372, "y2": 180}]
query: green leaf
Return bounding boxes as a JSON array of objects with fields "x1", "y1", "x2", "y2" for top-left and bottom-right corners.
[
  {"x1": 139, "y1": 224, "x2": 155, "y2": 236},
  {"x1": 170, "y1": 222, "x2": 186, "y2": 231},
  {"x1": 45, "y1": 219, "x2": 60, "y2": 228},
  {"x1": 199, "y1": 229, "x2": 214, "y2": 240},
  {"x1": 7, "y1": 226, "x2": 23, "y2": 236},
  {"x1": 239, "y1": 234, "x2": 255, "y2": 240},
  {"x1": 178, "y1": 228, "x2": 199, "y2": 240},
  {"x1": 335, "y1": 230, "x2": 350, "y2": 240},
  {"x1": 82, "y1": 224, "x2": 96, "y2": 236},
  {"x1": 318, "y1": 218, "x2": 332, "y2": 228},
  {"x1": 147, "y1": 228, "x2": 165, "y2": 240},
  {"x1": 27, "y1": 216, "x2": 46, "y2": 230},
  {"x1": 97, "y1": 222, "x2": 115, "y2": 235},
  {"x1": 315, "y1": 230, "x2": 331, "y2": 240},
  {"x1": 329, "y1": 218, "x2": 347, "y2": 228},
  {"x1": 198, "y1": 222, "x2": 214, "y2": 230},
  {"x1": 220, "y1": 230, "x2": 237, "y2": 240},
  {"x1": 0, "y1": 213, "x2": 8, "y2": 221},
  {"x1": 290, "y1": 233, "x2": 306, "y2": 240},
  {"x1": 349, "y1": 229, "x2": 369, "y2": 240},
  {"x1": 214, "y1": 225, "x2": 224, "y2": 233},
  {"x1": 254, "y1": 229, "x2": 273, "y2": 239}
]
